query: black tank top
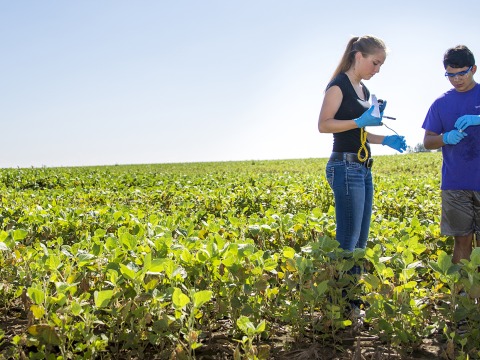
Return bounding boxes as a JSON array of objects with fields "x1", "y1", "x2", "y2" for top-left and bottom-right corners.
[{"x1": 326, "y1": 73, "x2": 371, "y2": 154}]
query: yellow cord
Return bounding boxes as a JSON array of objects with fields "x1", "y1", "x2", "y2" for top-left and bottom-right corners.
[{"x1": 357, "y1": 127, "x2": 368, "y2": 162}]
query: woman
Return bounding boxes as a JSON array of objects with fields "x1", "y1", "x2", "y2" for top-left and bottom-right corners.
[{"x1": 318, "y1": 35, "x2": 406, "y2": 257}]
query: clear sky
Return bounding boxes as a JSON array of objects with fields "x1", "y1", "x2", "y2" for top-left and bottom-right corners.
[{"x1": 2, "y1": 1, "x2": 480, "y2": 168}]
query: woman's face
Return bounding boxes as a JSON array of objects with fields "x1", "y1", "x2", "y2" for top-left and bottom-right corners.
[{"x1": 356, "y1": 50, "x2": 386, "y2": 80}]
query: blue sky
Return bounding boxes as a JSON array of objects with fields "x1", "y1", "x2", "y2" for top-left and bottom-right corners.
[{"x1": 2, "y1": 1, "x2": 480, "y2": 168}]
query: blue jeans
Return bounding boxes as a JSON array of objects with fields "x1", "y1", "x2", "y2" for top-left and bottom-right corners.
[{"x1": 326, "y1": 158, "x2": 373, "y2": 252}]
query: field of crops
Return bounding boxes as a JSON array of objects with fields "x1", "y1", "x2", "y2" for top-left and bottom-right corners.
[{"x1": 1, "y1": 152, "x2": 479, "y2": 360}]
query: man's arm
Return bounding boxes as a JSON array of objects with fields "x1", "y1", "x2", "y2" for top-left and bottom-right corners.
[
  {"x1": 424, "y1": 128, "x2": 467, "y2": 148},
  {"x1": 423, "y1": 130, "x2": 444, "y2": 150}
]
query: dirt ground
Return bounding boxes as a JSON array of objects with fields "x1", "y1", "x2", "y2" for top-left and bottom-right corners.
[
  {"x1": 192, "y1": 319, "x2": 446, "y2": 360},
  {"x1": 1, "y1": 304, "x2": 447, "y2": 360}
]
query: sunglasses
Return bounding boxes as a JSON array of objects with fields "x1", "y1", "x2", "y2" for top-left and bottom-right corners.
[{"x1": 445, "y1": 66, "x2": 473, "y2": 78}]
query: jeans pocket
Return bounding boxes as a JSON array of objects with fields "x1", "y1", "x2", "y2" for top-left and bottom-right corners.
[{"x1": 326, "y1": 165, "x2": 334, "y2": 188}]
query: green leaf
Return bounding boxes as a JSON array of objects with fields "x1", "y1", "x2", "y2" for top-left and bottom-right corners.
[
  {"x1": 94, "y1": 290, "x2": 113, "y2": 308},
  {"x1": 28, "y1": 325, "x2": 61, "y2": 346},
  {"x1": 180, "y1": 248, "x2": 193, "y2": 263},
  {"x1": 384, "y1": 302, "x2": 395, "y2": 315},
  {"x1": 256, "y1": 320, "x2": 266, "y2": 333},
  {"x1": 94, "y1": 228, "x2": 107, "y2": 238},
  {"x1": 282, "y1": 247, "x2": 295, "y2": 259},
  {"x1": 120, "y1": 232, "x2": 137, "y2": 250},
  {"x1": 237, "y1": 315, "x2": 256, "y2": 336},
  {"x1": 119, "y1": 263, "x2": 137, "y2": 280},
  {"x1": 77, "y1": 253, "x2": 95, "y2": 267},
  {"x1": 410, "y1": 242, "x2": 427, "y2": 255},
  {"x1": 30, "y1": 304, "x2": 45, "y2": 319},
  {"x1": 147, "y1": 258, "x2": 175, "y2": 275},
  {"x1": 470, "y1": 248, "x2": 480, "y2": 267},
  {"x1": 403, "y1": 281, "x2": 418, "y2": 289},
  {"x1": 105, "y1": 236, "x2": 119, "y2": 251},
  {"x1": 314, "y1": 280, "x2": 329, "y2": 296},
  {"x1": 27, "y1": 287, "x2": 45, "y2": 305},
  {"x1": 380, "y1": 267, "x2": 395, "y2": 279},
  {"x1": 317, "y1": 236, "x2": 339, "y2": 252},
  {"x1": 378, "y1": 318, "x2": 392, "y2": 332},
  {"x1": 429, "y1": 261, "x2": 442, "y2": 274},
  {"x1": 172, "y1": 287, "x2": 190, "y2": 309},
  {"x1": 363, "y1": 274, "x2": 381, "y2": 290},
  {"x1": 259, "y1": 258, "x2": 275, "y2": 274},
  {"x1": 71, "y1": 301, "x2": 83, "y2": 316},
  {"x1": 13, "y1": 229, "x2": 28, "y2": 241},
  {"x1": 193, "y1": 290, "x2": 212, "y2": 309},
  {"x1": 143, "y1": 252, "x2": 152, "y2": 270},
  {"x1": 196, "y1": 249, "x2": 209, "y2": 263},
  {"x1": 437, "y1": 251, "x2": 453, "y2": 274}
]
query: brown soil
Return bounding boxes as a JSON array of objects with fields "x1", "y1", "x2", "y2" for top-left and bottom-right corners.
[{"x1": 0, "y1": 304, "x2": 447, "y2": 360}]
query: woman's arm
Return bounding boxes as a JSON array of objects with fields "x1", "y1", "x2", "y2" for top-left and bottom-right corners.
[
  {"x1": 318, "y1": 86, "x2": 360, "y2": 133},
  {"x1": 366, "y1": 133, "x2": 386, "y2": 144}
]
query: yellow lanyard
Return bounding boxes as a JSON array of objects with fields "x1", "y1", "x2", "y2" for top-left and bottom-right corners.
[{"x1": 357, "y1": 128, "x2": 368, "y2": 162}]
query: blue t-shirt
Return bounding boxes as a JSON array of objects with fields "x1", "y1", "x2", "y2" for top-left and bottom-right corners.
[{"x1": 422, "y1": 83, "x2": 480, "y2": 190}]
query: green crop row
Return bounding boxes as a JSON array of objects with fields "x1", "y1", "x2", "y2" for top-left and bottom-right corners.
[{"x1": 0, "y1": 153, "x2": 478, "y2": 359}]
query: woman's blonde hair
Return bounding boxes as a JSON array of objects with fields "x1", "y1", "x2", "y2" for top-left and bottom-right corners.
[{"x1": 329, "y1": 35, "x2": 387, "y2": 82}]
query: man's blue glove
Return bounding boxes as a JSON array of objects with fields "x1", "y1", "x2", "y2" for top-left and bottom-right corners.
[
  {"x1": 382, "y1": 135, "x2": 407, "y2": 153},
  {"x1": 454, "y1": 115, "x2": 480, "y2": 131},
  {"x1": 354, "y1": 105, "x2": 382, "y2": 128},
  {"x1": 443, "y1": 130, "x2": 467, "y2": 145}
]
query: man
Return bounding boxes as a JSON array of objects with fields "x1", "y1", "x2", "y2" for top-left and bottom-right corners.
[{"x1": 422, "y1": 45, "x2": 480, "y2": 264}]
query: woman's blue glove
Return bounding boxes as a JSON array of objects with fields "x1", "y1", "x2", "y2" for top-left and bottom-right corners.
[
  {"x1": 443, "y1": 129, "x2": 467, "y2": 145},
  {"x1": 382, "y1": 135, "x2": 407, "y2": 153},
  {"x1": 454, "y1": 115, "x2": 480, "y2": 131},
  {"x1": 354, "y1": 105, "x2": 382, "y2": 128}
]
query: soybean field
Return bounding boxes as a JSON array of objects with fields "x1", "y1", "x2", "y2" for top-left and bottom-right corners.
[{"x1": 0, "y1": 152, "x2": 479, "y2": 359}]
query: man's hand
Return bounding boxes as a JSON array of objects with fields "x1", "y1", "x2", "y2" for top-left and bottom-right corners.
[
  {"x1": 443, "y1": 130, "x2": 467, "y2": 145},
  {"x1": 454, "y1": 115, "x2": 480, "y2": 131}
]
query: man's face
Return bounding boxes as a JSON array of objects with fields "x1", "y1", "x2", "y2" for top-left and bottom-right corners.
[{"x1": 445, "y1": 65, "x2": 477, "y2": 92}]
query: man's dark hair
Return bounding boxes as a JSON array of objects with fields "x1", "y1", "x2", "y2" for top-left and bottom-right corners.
[{"x1": 443, "y1": 45, "x2": 475, "y2": 69}]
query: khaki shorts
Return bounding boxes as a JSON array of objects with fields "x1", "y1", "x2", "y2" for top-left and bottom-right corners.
[{"x1": 441, "y1": 190, "x2": 480, "y2": 236}]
